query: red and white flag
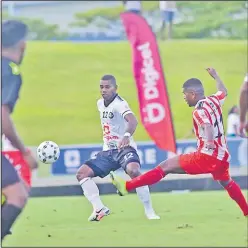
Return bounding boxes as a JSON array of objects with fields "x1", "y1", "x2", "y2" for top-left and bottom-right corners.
[{"x1": 121, "y1": 12, "x2": 176, "y2": 153}]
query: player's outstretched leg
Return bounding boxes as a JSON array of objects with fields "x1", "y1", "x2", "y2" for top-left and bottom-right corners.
[
  {"x1": 110, "y1": 156, "x2": 184, "y2": 196},
  {"x1": 125, "y1": 162, "x2": 160, "y2": 220},
  {"x1": 219, "y1": 179, "x2": 248, "y2": 217},
  {"x1": 76, "y1": 164, "x2": 110, "y2": 221}
]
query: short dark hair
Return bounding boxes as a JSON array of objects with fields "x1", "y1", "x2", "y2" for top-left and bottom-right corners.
[
  {"x1": 183, "y1": 78, "x2": 204, "y2": 93},
  {"x1": 101, "y1": 74, "x2": 117, "y2": 86},
  {"x1": 2, "y1": 20, "x2": 28, "y2": 48},
  {"x1": 183, "y1": 78, "x2": 202, "y2": 88}
]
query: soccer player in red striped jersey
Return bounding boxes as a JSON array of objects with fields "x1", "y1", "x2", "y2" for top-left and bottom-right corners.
[{"x1": 110, "y1": 68, "x2": 248, "y2": 217}]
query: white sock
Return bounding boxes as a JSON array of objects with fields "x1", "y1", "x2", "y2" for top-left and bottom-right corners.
[
  {"x1": 136, "y1": 186, "x2": 154, "y2": 213},
  {"x1": 79, "y1": 178, "x2": 105, "y2": 212}
]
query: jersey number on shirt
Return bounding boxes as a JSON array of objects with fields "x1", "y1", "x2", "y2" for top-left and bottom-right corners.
[
  {"x1": 208, "y1": 101, "x2": 224, "y2": 139},
  {"x1": 123, "y1": 152, "x2": 134, "y2": 162},
  {"x1": 214, "y1": 114, "x2": 224, "y2": 138},
  {"x1": 102, "y1": 111, "x2": 114, "y2": 119}
]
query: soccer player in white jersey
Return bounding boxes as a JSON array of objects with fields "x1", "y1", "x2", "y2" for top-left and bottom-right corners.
[
  {"x1": 76, "y1": 75, "x2": 160, "y2": 221},
  {"x1": 110, "y1": 68, "x2": 248, "y2": 217}
]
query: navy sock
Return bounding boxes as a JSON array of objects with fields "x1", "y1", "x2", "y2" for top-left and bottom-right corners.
[{"x1": 1, "y1": 204, "x2": 22, "y2": 240}]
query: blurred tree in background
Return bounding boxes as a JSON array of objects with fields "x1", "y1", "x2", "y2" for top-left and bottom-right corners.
[
  {"x1": 2, "y1": 1, "x2": 247, "y2": 40},
  {"x1": 72, "y1": 1, "x2": 248, "y2": 39}
]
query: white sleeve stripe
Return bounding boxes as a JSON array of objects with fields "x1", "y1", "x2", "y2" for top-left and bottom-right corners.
[{"x1": 122, "y1": 110, "x2": 132, "y2": 117}]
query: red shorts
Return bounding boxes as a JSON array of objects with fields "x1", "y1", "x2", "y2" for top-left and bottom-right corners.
[
  {"x1": 179, "y1": 152, "x2": 230, "y2": 181},
  {"x1": 2, "y1": 150, "x2": 32, "y2": 186}
]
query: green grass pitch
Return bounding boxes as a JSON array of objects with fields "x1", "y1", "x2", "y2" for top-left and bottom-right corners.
[
  {"x1": 3, "y1": 191, "x2": 248, "y2": 247},
  {"x1": 14, "y1": 40, "x2": 247, "y2": 146}
]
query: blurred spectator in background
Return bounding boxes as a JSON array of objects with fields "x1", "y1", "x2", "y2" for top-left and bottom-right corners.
[
  {"x1": 239, "y1": 73, "x2": 248, "y2": 136},
  {"x1": 159, "y1": 1, "x2": 177, "y2": 40},
  {"x1": 123, "y1": 1, "x2": 142, "y2": 14},
  {"x1": 226, "y1": 105, "x2": 240, "y2": 137}
]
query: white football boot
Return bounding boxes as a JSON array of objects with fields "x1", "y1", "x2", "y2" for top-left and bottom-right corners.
[
  {"x1": 145, "y1": 209, "x2": 161, "y2": 220},
  {"x1": 88, "y1": 206, "x2": 110, "y2": 221}
]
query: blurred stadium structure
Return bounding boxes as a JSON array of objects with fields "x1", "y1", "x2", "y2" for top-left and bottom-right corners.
[{"x1": 1, "y1": 1, "x2": 247, "y2": 196}]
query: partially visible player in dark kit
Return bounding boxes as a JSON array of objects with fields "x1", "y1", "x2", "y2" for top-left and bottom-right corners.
[{"x1": 1, "y1": 20, "x2": 38, "y2": 240}]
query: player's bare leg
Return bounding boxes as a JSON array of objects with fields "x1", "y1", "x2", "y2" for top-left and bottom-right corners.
[
  {"x1": 125, "y1": 162, "x2": 160, "y2": 220},
  {"x1": 76, "y1": 165, "x2": 110, "y2": 221},
  {"x1": 110, "y1": 156, "x2": 184, "y2": 196},
  {"x1": 218, "y1": 179, "x2": 248, "y2": 217}
]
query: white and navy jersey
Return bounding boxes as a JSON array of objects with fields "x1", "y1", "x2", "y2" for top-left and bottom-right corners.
[
  {"x1": 97, "y1": 95, "x2": 137, "y2": 151},
  {"x1": 192, "y1": 91, "x2": 230, "y2": 162}
]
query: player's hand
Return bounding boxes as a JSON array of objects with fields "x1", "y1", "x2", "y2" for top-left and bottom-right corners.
[
  {"x1": 118, "y1": 136, "x2": 130, "y2": 150},
  {"x1": 206, "y1": 68, "x2": 219, "y2": 79},
  {"x1": 205, "y1": 141, "x2": 216, "y2": 151},
  {"x1": 239, "y1": 122, "x2": 248, "y2": 138},
  {"x1": 22, "y1": 149, "x2": 39, "y2": 170}
]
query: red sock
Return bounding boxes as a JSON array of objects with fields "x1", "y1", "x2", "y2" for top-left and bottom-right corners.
[
  {"x1": 126, "y1": 166, "x2": 165, "y2": 191},
  {"x1": 225, "y1": 180, "x2": 248, "y2": 216}
]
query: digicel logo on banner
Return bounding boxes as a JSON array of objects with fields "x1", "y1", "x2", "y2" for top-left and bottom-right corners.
[{"x1": 137, "y1": 41, "x2": 166, "y2": 125}]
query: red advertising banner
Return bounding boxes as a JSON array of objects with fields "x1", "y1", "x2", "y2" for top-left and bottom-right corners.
[{"x1": 121, "y1": 12, "x2": 176, "y2": 153}]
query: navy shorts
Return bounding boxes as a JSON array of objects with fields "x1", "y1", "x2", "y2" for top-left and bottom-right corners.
[
  {"x1": 162, "y1": 10, "x2": 175, "y2": 23},
  {"x1": 84, "y1": 146, "x2": 140, "y2": 178},
  {"x1": 2, "y1": 154, "x2": 20, "y2": 188}
]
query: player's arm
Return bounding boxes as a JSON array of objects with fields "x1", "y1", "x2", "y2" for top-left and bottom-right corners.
[
  {"x1": 1, "y1": 73, "x2": 27, "y2": 154},
  {"x1": 239, "y1": 80, "x2": 248, "y2": 124},
  {"x1": 116, "y1": 101, "x2": 138, "y2": 149},
  {"x1": 206, "y1": 67, "x2": 228, "y2": 95},
  {"x1": 2, "y1": 73, "x2": 38, "y2": 169},
  {"x1": 193, "y1": 109, "x2": 215, "y2": 149},
  {"x1": 123, "y1": 113, "x2": 138, "y2": 136},
  {"x1": 203, "y1": 123, "x2": 215, "y2": 145},
  {"x1": 239, "y1": 79, "x2": 248, "y2": 136},
  {"x1": 2, "y1": 105, "x2": 27, "y2": 154}
]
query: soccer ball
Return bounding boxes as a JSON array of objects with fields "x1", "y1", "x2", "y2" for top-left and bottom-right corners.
[{"x1": 37, "y1": 141, "x2": 60, "y2": 164}]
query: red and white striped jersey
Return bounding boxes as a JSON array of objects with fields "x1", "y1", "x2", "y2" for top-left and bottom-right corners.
[{"x1": 192, "y1": 91, "x2": 230, "y2": 162}]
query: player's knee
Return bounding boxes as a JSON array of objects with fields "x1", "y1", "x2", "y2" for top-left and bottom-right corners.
[
  {"x1": 126, "y1": 163, "x2": 141, "y2": 179},
  {"x1": 159, "y1": 157, "x2": 182, "y2": 174},
  {"x1": 218, "y1": 178, "x2": 232, "y2": 188},
  {"x1": 159, "y1": 160, "x2": 171, "y2": 173},
  {"x1": 76, "y1": 164, "x2": 94, "y2": 181},
  {"x1": 5, "y1": 184, "x2": 29, "y2": 208}
]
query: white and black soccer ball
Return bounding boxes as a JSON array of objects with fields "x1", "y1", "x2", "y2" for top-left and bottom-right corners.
[{"x1": 37, "y1": 141, "x2": 60, "y2": 164}]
